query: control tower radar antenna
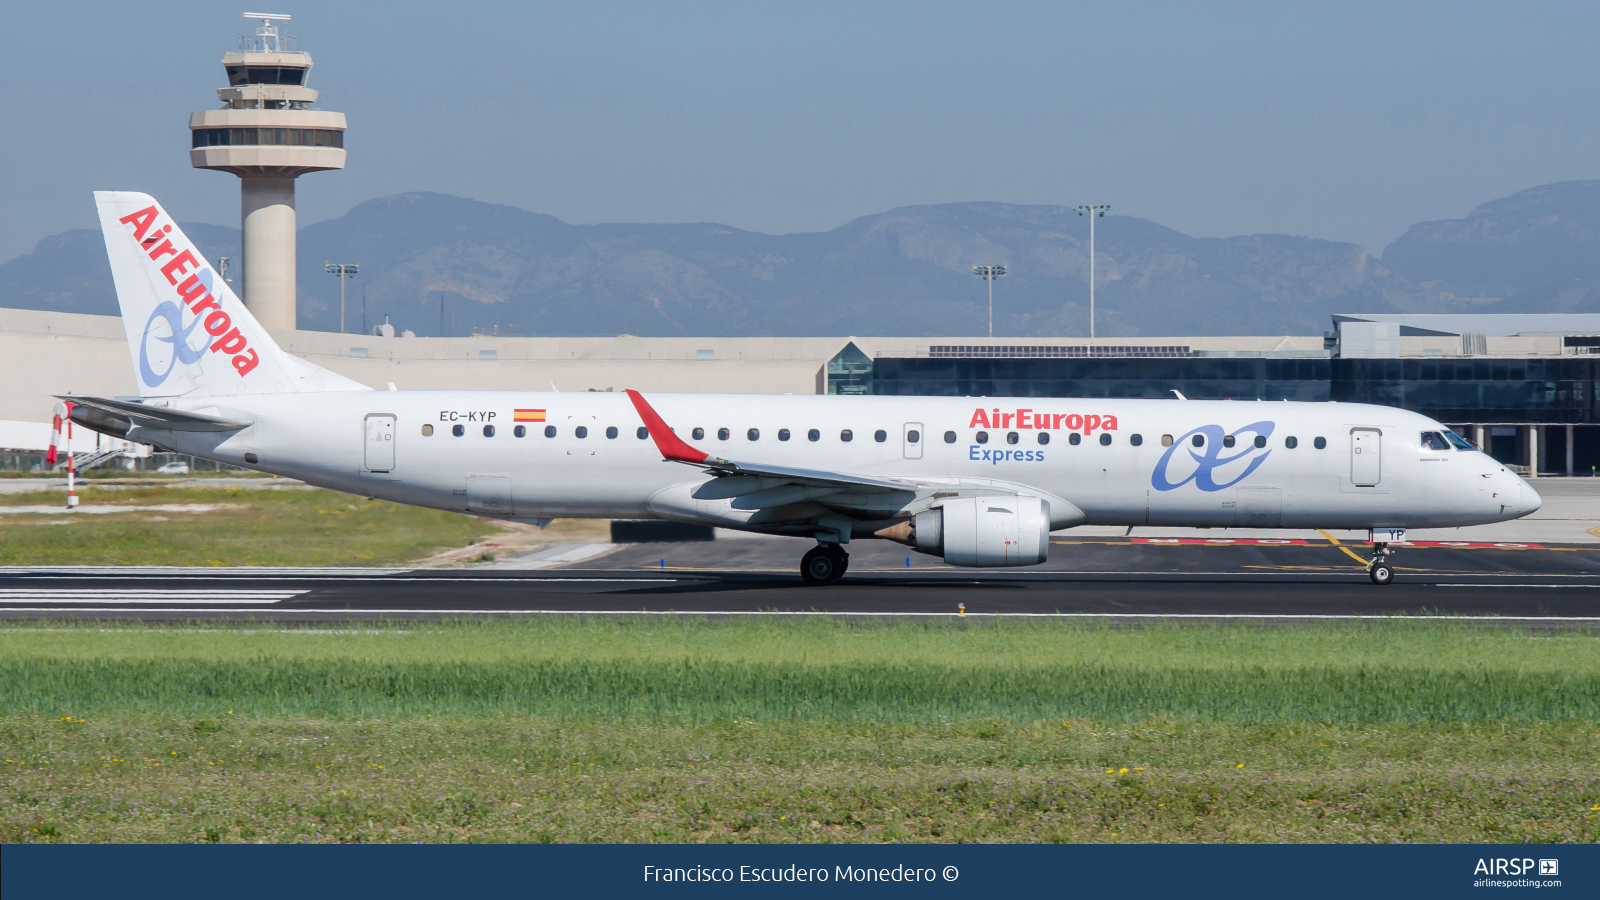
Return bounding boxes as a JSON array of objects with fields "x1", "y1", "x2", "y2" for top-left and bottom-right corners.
[{"x1": 244, "y1": 13, "x2": 292, "y2": 53}]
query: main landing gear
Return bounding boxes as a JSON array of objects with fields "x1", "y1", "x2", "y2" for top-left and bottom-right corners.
[{"x1": 801, "y1": 544, "x2": 849, "y2": 585}]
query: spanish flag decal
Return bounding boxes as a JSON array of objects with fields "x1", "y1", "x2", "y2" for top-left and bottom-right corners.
[{"x1": 514, "y1": 409, "x2": 546, "y2": 422}]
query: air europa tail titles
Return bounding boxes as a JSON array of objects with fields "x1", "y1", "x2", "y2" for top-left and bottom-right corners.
[
  {"x1": 116, "y1": 203, "x2": 260, "y2": 378},
  {"x1": 68, "y1": 190, "x2": 1543, "y2": 587},
  {"x1": 94, "y1": 191, "x2": 365, "y2": 399}
]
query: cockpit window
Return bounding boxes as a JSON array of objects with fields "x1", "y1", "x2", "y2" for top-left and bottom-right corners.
[
  {"x1": 1420, "y1": 431, "x2": 1451, "y2": 451},
  {"x1": 1443, "y1": 430, "x2": 1475, "y2": 451}
]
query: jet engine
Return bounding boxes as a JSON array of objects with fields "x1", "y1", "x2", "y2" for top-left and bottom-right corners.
[{"x1": 911, "y1": 496, "x2": 1050, "y2": 567}]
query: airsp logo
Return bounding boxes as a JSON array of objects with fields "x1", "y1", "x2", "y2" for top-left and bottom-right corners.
[{"x1": 1151, "y1": 421, "x2": 1275, "y2": 492}]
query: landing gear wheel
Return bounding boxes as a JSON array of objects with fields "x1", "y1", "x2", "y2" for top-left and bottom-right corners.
[
  {"x1": 801, "y1": 545, "x2": 849, "y2": 585},
  {"x1": 1369, "y1": 563, "x2": 1394, "y2": 586}
]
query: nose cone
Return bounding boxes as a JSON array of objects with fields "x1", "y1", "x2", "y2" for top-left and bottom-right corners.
[{"x1": 1518, "y1": 481, "x2": 1543, "y2": 517}]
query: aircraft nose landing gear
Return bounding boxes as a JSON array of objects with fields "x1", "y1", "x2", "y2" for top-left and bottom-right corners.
[
  {"x1": 1366, "y1": 527, "x2": 1404, "y2": 586},
  {"x1": 801, "y1": 544, "x2": 849, "y2": 585}
]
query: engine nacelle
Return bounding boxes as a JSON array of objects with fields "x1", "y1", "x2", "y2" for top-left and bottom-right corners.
[{"x1": 916, "y1": 496, "x2": 1050, "y2": 567}]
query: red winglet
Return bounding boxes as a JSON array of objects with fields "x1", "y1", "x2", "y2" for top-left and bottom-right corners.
[{"x1": 625, "y1": 389, "x2": 712, "y2": 464}]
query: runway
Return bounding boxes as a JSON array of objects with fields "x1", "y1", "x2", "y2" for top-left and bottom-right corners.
[{"x1": 2, "y1": 536, "x2": 1598, "y2": 623}]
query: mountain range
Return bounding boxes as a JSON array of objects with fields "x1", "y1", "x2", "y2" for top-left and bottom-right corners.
[{"x1": 4, "y1": 180, "x2": 1598, "y2": 337}]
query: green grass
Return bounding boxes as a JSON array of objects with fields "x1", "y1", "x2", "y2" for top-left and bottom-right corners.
[
  {"x1": 0, "y1": 487, "x2": 500, "y2": 566},
  {"x1": 3, "y1": 619, "x2": 1596, "y2": 722},
  {"x1": 4, "y1": 620, "x2": 1597, "y2": 842}
]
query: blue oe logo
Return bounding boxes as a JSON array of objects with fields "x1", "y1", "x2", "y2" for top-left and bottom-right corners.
[
  {"x1": 139, "y1": 268, "x2": 215, "y2": 387},
  {"x1": 1151, "y1": 421, "x2": 1275, "y2": 492}
]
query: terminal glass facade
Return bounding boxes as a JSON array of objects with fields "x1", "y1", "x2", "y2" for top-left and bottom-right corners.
[
  {"x1": 1331, "y1": 358, "x2": 1598, "y2": 424},
  {"x1": 866, "y1": 357, "x2": 1332, "y2": 402}
]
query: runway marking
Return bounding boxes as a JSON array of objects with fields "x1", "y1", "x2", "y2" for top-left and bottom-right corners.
[
  {"x1": 1318, "y1": 529, "x2": 1378, "y2": 567},
  {"x1": 0, "y1": 590, "x2": 307, "y2": 605},
  {"x1": 1129, "y1": 538, "x2": 1311, "y2": 545},
  {"x1": 3, "y1": 608, "x2": 1598, "y2": 622},
  {"x1": 0, "y1": 576, "x2": 679, "y2": 583},
  {"x1": 1434, "y1": 584, "x2": 1600, "y2": 589}
]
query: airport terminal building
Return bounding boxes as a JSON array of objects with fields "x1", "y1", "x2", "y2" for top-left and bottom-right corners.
[{"x1": 2, "y1": 308, "x2": 1596, "y2": 476}]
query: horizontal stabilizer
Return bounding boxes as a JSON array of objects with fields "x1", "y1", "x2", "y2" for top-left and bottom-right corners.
[{"x1": 59, "y1": 395, "x2": 252, "y2": 433}]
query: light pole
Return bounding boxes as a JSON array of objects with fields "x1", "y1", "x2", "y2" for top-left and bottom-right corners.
[
  {"x1": 1077, "y1": 205, "x2": 1109, "y2": 340},
  {"x1": 973, "y1": 264, "x2": 1007, "y2": 338},
  {"x1": 325, "y1": 262, "x2": 359, "y2": 334}
]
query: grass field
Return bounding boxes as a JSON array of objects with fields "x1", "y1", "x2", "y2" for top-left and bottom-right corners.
[
  {"x1": 2, "y1": 619, "x2": 1596, "y2": 843},
  {"x1": 0, "y1": 486, "x2": 501, "y2": 566}
]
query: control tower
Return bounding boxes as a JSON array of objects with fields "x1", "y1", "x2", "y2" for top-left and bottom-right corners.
[{"x1": 189, "y1": 13, "x2": 346, "y2": 330}]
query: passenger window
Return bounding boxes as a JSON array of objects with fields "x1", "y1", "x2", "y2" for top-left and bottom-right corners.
[
  {"x1": 544, "y1": 425, "x2": 557, "y2": 438},
  {"x1": 1314, "y1": 436, "x2": 1327, "y2": 449},
  {"x1": 778, "y1": 429, "x2": 791, "y2": 441},
  {"x1": 975, "y1": 431, "x2": 989, "y2": 444},
  {"x1": 718, "y1": 428, "x2": 730, "y2": 441},
  {"x1": 483, "y1": 423, "x2": 496, "y2": 437},
  {"x1": 1099, "y1": 433, "x2": 1112, "y2": 446},
  {"x1": 692, "y1": 427, "x2": 705, "y2": 441},
  {"x1": 421, "y1": 424, "x2": 434, "y2": 436},
  {"x1": 907, "y1": 430, "x2": 920, "y2": 443},
  {"x1": 606, "y1": 426, "x2": 619, "y2": 439},
  {"x1": 1068, "y1": 433, "x2": 1082, "y2": 446},
  {"x1": 944, "y1": 431, "x2": 957, "y2": 443},
  {"x1": 1254, "y1": 435, "x2": 1266, "y2": 449},
  {"x1": 575, "y1": 426, "x2": 588, "y2": 439},
  {"x1": 1006, "y1": 432, "x2": 1019, "y2": 445},
  {"x1": 1130, "y1": 434, "x2": 1143, "y2": 447},
  {"x1": 452, "y1": 424, "x2": 464, "y2": 437},
  {"x1": 748, "y1": 428, "x2": 760, "y2": 441},
  {"x1": 1191, "y1": 434, "x2": 1204, "y2": 448},
  {"x1": 874, "y1": 430, "x2": 887, "y2": 442},
  {"x1": 1285, "y1": 436, "x2": 1298, "y2": 449},
  {"x1": 1222, "y1": 435, "x2": 1235, "y2": 448},
  {"x1": 637, "y1": 427, "x2": 649, "y2": 439},
  {"x1": 808, "y1": 429, "x2": 820, "y2": 442},
  {"x1": 1037, "y1": 432, "x2": 1050, "y2": 445},
  {"x1": 514, "y1": 425, "x2": 526, "y2": 438},
  {"x1": 1161, "y1": 434, "x2": 1173, "y2": 447},
  {"x1": 841, "y1": 429, "x2": 853, "y2": 442},
  {"x1": 1420, "y1": 431, "x2": 1450, "y2": 451}
]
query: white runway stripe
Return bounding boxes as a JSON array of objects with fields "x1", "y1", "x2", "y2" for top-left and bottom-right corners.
[{"x1": 0, "y1": 590, "x2": 307, "y2": 605}]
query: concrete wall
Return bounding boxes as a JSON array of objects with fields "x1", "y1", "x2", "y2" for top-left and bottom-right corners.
[{"x1": 0, "y1": 308, "x2": 847, "y2": 422}]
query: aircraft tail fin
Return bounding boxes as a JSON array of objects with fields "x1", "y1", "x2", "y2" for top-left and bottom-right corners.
[{"x1": 94, "y1": 191, "x2": 369, "y2": 397}]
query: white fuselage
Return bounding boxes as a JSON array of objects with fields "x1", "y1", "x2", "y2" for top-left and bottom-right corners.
[{"x1": 140, "y1": 391, "x2": 1539, "y2": 534}]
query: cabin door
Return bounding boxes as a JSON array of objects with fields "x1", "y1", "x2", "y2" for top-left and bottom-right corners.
[
  {"x1": 363, "y1": 415, "x2": 395, "y2": 472},
  {"x1": 1350, "y1": 428, "x2": 1382, "y2": 486}
]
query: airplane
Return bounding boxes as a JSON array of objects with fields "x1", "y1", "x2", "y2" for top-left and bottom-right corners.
[{"x1": 64, "y1": 191, "x2": 1542, "y2": 586}]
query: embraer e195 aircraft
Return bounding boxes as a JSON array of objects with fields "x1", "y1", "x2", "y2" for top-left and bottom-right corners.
[{"x1": 69, "y1": 192, "x2": 1541, "y2": 585}]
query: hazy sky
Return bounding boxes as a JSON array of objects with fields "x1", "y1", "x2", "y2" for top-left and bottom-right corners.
[{"x1": 3, "y1": 1, "x2": 1597, "y2": 262}]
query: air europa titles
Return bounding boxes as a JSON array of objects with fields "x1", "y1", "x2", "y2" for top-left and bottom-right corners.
[
  {"x1": 969, "y1": 407, "x2": 1118, "y2": 433},
  {"x1": 118, "y1": 205, "x2": 260, "y2": 378}
]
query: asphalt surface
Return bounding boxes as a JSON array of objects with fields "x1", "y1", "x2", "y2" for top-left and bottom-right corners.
[{"x1": 2, "y1": 535, "x2": 1598, "y2": 623}]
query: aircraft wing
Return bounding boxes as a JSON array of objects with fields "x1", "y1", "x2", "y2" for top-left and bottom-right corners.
[
  {"x1": 58, "y1": 395, "x2": 253, "y2": 432},
  {"x1": 625, "y1": 389, "x2": 918, "y2": 501}
]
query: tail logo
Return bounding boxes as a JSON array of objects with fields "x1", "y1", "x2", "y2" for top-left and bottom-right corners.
[
  {"x1": 139, "y1": 300, "x2": 210, "y2": 387},
  {"x1": 118, "y1": 204, "x2": 261, "y2": 383},
  {"x1": 1151, "y1": 421, "x2": 1275, "y2": 492}
]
